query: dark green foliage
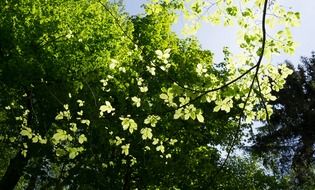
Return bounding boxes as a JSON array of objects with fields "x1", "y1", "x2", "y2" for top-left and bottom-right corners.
[
  {"x1": 252, "y1": 52, "x2": 315, "y2": 189},
  {"x1": 0, "y1": 0, "x2": 285, "y2": 189}
]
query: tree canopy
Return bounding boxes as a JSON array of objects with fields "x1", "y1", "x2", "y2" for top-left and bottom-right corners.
[
  {"x1": 252, "y1": 52, "x2": 315, "y2": 189},
  {"x1": 0, "y1": 0, "x2": 300, "y2": 189}
]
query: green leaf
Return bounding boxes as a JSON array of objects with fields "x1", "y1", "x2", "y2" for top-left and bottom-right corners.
[
  {"x1": 129, "y1": 121, "x2": 138, "y2": 134},
  {"x1": 197, "y1": 113, "x2": 204, "y2": 123},
  {"x1": 20, "y1": 128, "x2": 32, "y2": 139},
  {"x1": 226, "y1": 6, "x2": 238, "y2": 16},
  {"x1": 160, "y1": 93, "x2": 168, "y2": 100},
  {"x1": 32, "y1": 136, "x2": 39, "y2": 143},
  {"x1": 141, "y1": 127, "x2": 153, "y2": 140},
  {"x1": 156, "y1": 144, "x2": 165, "y2": 153},
  {"x1": 52, "y1": 129, "x2": 68, "y2": 144},
  {"x1": 190, "y1": 112, "x2": 196, "y2": 120},
  {"x1": 78, "y1": 134, "x2": 87, "y2": 144},
  {"x1": 214, "y1": 105, "x2": 221, "y2": 112},
  {"x1": 69, "y1": 148, "x2": 78, "y2": 159},
  {"x1": 174, "y1": 109, "x2": 182, "y2": 119},
  {"x1": 121, "y1": 144, "x2": 130, "y2": 156}
]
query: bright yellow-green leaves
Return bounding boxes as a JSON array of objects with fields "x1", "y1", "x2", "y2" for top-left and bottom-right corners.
[
  {"x1": 69, "y1": 123, "x2": 78, "y2": 132},
  {"x1": 152, "y1": 138, "x2": 159, "y2": 145},
  {"x1": 130, "y1": 156, "x2": 137, "y2": 166},
  {"x1": 67, "y1": 147, "x2": 84, "y2": 159},
  {"x1": 11, "y1": 106, "x2": 47, "y2": 157},
  {"x1": 144, "y1": 115, "x2": 161, "y2": 127},
  {"x1": 120, "y1": 117, "x2": 138, "y2": 134},
  {"x1": 208, "y1": 10, "x2": 222, "y2": 25},
  {"x1": 160, "y1": 87, "x2": 177, "y2": 107},
  {"x1": 22, "y1": 143, "x2": 28, "y2": 157},
  {"x1": 137, "y1": 77, "x2": 149, "y2": 92},
  {"x1": 160, "y1": 0, "x2": 299, "y2": 63},
  {"x1": 196, "y1": 111, "x2": 205, "y2": 123},
  {"x1": 78, "y1": 134, "x2": 87, "y2": 144},
  {"x1": 51, "y1": 126, "x2": 87, "y2": 159},
  {"x1": 174, "y1": 105, "x2": 204, "y2": 123},
  {"x1": 146, "y1": 65, "x2": 156, "y2": 76},
  {"x1": 114, "y1": 136, "x2": 125, "y2": 146},
  {"x1": 145, "y1": 3, "x2": 163, "y2": 15},
  {"x1": 155, "y1": 49, "x2": 172, "y2": 71},
  {"x1": 20, "y1": 126, "x2": 47, "y2": 145},
  {"x1": 214, "y1": 97, "x2": 234, "y2": 113},
  {"x1": 52, "y1": 129, "x2": 70, "y2": 144},
  {"x1": 109, "y1": 59, "x2": 119, "y2": 70},
  {"x1": 140, "y1": 127, "x2": 153, "y2": 140},
  {"x1": 55, "y1": 104, "x2": 71, "y2": 120},
  {"x1": 155, "y1": 49, "x2": 171, "y2": 64},
  {"x1": 0, "y1": 0, "x2": 300, "y2": 182},
  {"x1": 131, "y1": 97, "x2": 141, "y2": 107},
  {"x1": 20, "y1": 127, "x2": 32, "y2": 139},
  {"x1": 153, "y1": 0, "x2": 299, "y2": 125},
  {"x1": 156, "y1": 144, "x2": 165, "y2": 153},
  {"x1": 99, "y1": 101, "x2": 115, "y2": 117},
  {"x1": 169, "y1": 138, "x2": 178, "y2": 146},
  {"x1": 121, "y1": 143, "x2": 130, "y2": 156},
  {"x1": 196, "y1": 63, "x2": 208, "y2": 76},
  {"x1": 77, "y1": 100, "x2": 85, "y2": 107},
  {"x1": 80, "y1": 119, "x2": 90, "y2": 126},
  {"x1": 49, "y1": 101, "x2": 90, "y2": 159},
  {"x1": 140, "y1": 86, "x2": 149, "y2": 93}
]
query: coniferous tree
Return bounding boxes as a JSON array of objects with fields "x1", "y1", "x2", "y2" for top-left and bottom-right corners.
[{"x1": 252, "y1": 52, "x2": 315, "y2": 189}]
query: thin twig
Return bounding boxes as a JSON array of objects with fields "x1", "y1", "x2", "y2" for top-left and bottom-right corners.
[
  {"x1": 100, "y1": 0, "x2": 270, "y2": 178},
  {"x1": 212, "y1": 0, "x2": 269, "y2": 179},
  {"x1": 255, "y1": 76, "x2": 272, "y2": 134},
  {"x1": 98, "y1": 0, "x2": 259, "y2": 94},
  {"x1": 84, "y1": 81, "x2": 98, "y2": 108}
]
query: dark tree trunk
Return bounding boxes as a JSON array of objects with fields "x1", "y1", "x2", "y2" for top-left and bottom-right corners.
[
  {"x1": 0, "y1": 152, "x2": 28, "y2": 190},
  {"x1": 0, "y1": 91, "x2": 33, "y2": 190}
]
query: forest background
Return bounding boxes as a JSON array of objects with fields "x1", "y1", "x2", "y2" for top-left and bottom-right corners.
[{"x1": 0, "y1": 0, "x2": 314, "y2": 189}]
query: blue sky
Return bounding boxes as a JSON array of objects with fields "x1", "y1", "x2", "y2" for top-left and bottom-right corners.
[
  {"x1": 123, "y1": 0, "x2": 315, "y2": 157},
  {"x1": 124, "y1": 0, "x2": 315, "y2": 65}
]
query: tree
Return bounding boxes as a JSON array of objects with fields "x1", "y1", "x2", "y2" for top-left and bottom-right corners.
[
  {"x1": 0, "y1": 0, "x2": 299, "y2": 189},
  {"x1": 252, "y1": 52, "x2": 315, "y2": 189}
]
